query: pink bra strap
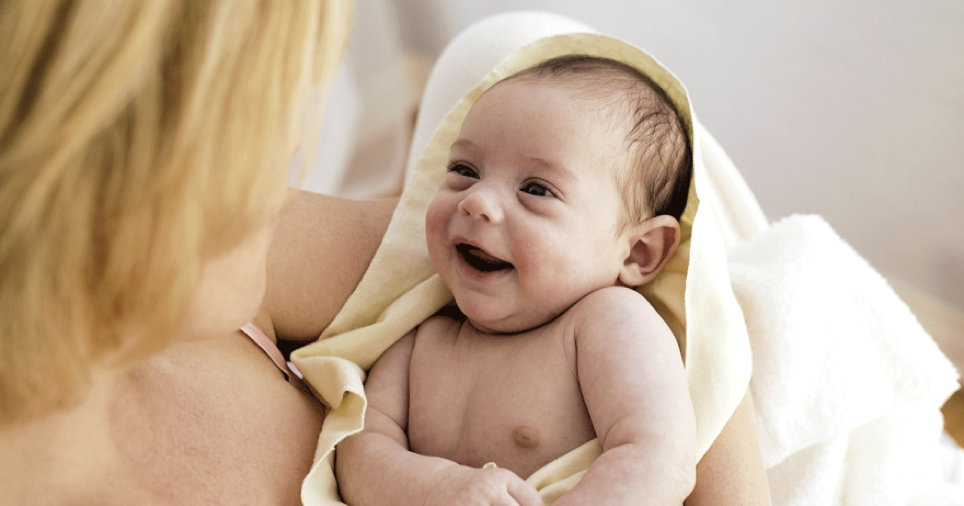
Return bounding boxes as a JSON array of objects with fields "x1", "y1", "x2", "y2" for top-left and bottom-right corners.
[{"x1": 239, "y1": 322, "x2": 308, "y2": 392}]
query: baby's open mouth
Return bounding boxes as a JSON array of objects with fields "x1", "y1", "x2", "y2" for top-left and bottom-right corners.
[{"x1": 456, "y1": 243, "x2": 513, "y2": 272}]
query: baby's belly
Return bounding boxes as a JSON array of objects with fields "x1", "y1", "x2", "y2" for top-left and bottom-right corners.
[{"x1": 408, "y1": 360, "x2": 597, "y2": 478}]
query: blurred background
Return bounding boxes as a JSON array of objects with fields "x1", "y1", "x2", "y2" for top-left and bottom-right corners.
[{"x1": 302, "y1": 1, "x2": 963, "y2": 346}]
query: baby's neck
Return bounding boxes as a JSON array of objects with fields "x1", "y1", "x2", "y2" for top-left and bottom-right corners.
[{"x1": 444, "y1": 298, "x2": 576, "y2": 336}]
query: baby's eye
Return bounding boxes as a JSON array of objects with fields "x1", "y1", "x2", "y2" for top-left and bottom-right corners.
[
  {"x1": 520, "y1": 181, "x2": 555, "y2": 197},
  {"x1": 448, "y1": 162, "x2": 479, "y2": 179}
]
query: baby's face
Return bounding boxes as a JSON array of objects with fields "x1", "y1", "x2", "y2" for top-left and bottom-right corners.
[{"x1": 425, "y1": 80, "x2": 633, "y2": 333}]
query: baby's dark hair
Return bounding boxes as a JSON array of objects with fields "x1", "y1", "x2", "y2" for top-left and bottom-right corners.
[{"x1": 508, "y1": 55, "x2": 692, "y2": 226}]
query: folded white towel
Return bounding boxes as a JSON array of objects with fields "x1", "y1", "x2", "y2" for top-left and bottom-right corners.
[{"x1": 729, "y1": 214, "x2": 963, "y2": 504}]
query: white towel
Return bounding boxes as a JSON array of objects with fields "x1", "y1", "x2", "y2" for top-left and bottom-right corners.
[{"x1": 729, "y1": 214, "x2": 963, "y2": 505}]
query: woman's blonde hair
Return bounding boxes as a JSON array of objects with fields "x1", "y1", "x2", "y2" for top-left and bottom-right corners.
[{"x1": 0, "y1": 0, "x2": 351, "y2": 423}]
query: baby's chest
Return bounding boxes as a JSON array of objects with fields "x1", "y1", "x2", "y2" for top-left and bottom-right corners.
[{"x1": 407, "y1": 329, "x2": 596, "y2": 476}]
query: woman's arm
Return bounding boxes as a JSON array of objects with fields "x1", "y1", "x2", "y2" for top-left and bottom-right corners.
[
  {"x1": 685, "y1": 390, "x2": 772, "y2": 505},
  {"x1": 261, "y1": 190, "x2": 397, "y2": 341}
]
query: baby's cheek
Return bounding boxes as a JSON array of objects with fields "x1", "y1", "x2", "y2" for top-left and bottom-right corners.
[{"x1": 424, "y1": 201, "x2": 443, "y2": 240}]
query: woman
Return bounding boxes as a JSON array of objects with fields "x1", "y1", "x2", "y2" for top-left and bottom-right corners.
[
  {"x1": 0, "y1": 1, "x2": 389, "y2": 502},
  {"x1": 0, "y1": 1, "x2": 767, "y2": 503}
]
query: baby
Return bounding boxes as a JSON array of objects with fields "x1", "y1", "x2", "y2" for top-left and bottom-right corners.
[{"x1": 337, "y1": 55, "x2": 697, "y2": 505}]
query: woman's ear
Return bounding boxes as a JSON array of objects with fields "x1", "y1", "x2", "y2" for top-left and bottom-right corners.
[{"x1": 618, "y1": 215, "x2": 681, "y2": 287}]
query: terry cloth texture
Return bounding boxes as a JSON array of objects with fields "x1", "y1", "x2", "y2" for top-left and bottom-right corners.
[{"x1": 730, "y1": 214, "x2": 962, "y2": 505}]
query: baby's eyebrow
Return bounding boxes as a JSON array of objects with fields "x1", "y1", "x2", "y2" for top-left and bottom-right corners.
[
  {"x1": 523, "y1": 156, "x2": 579, "y2": 183},
  {"x1": 449, "y1": 138, "x2": 476, "y2": 152}
]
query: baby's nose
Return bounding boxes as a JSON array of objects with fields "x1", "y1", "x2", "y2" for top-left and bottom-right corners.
[{"x1": 457, "y1": 187, "x2": 504, "y2": 223}]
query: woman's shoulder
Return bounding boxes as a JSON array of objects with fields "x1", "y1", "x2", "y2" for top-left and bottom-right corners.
[
  {"x1": 123, "y1": 331, "x2": 326, "y2": 502},
  {"x1": 1, "y1": 329, "x2": 325, "y2": 504},
  {"x1": 262, "y1": 190, "x2": 397, "y2": 342}
]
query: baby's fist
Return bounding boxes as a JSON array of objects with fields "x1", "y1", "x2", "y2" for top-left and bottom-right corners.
[{"x1": 426, "y1": 465, "x2": 543, "y2": 506}]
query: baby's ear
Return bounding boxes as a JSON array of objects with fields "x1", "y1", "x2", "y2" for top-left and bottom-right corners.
[{"x1": 618, "y1": 215, "x2": 681, "y2": 287}]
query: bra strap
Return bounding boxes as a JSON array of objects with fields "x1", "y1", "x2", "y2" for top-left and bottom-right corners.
[{"x1": 239, "y1": 322, "x2": 309, "y2": 392}]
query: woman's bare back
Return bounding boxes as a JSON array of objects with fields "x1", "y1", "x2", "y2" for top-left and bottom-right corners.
[{"x1": 0, "y1": 330, "x2": 324, "y2": 504}]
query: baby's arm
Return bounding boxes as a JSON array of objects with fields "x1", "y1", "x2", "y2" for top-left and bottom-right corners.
[
  {"x1": 556, "y1": 286, "x2": 697, "y2": 505},
  {"x1": 335, "y1": 330, "x2": 542, "y2": 506}
]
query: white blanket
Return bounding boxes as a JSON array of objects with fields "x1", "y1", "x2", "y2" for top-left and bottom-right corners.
[{"x1": 729, "y1": 214, "x2": 963, "y2": 505}]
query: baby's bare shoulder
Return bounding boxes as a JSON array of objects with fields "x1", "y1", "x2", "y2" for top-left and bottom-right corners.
[
  {"x1": 415, "y1": 314, "x2": 463, "y2": 341},
  {"x1": 568, "y1": 286, "x2": 671, "y2": 343},
  {"x1": 572, "y1": 286, "x2": 655, "y2": 315},
  {"x1": 409, "y1": 314, "x2": 466, "y2": 362}
]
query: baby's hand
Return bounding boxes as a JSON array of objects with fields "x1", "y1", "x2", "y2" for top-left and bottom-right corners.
[{"x1": 424, "y1": 465, "x2": 543, "y2": 506}]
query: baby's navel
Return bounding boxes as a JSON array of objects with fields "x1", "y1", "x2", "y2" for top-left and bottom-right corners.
[{"x1": 512, "y1": 425, "x2": 540, "y2": 449}]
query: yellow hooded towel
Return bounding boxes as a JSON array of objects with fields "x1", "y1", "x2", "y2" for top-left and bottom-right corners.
[{"x1": 292, "y1": 12, "x2": 762, "y2": 504}]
